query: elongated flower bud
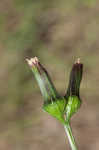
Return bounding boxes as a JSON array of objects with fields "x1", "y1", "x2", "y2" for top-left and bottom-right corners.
[
  {"x1": 65, "y1": 58, "x2": 83, "y2": 99},
  {"x1": 26, "y1": 57, "x2": 66, "y2": 124},
  {"x1": 64, "y1": 59, "x2": 83, "y2": 121},
  {"x1": 26, "y1": 57, "x2": 59, "y2": 103}
]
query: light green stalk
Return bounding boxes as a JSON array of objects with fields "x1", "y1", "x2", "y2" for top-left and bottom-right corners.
[{"x1": 64, "y1": 121, "x2": 78, "y2": 150}]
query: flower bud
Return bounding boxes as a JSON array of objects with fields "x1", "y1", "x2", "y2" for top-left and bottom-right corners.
[
  {"x1": 26, "y1": 57, "x2": 66, "y2": 124},
  {"x1": 64, "y1": 58, "x2": 83, "y2": 121},
  {"x1": 65, "y1": 58, "x2": 83, "y2": 99},
  {"x1": 26, "y1": 57, "x2": 59, "y2": 102}
]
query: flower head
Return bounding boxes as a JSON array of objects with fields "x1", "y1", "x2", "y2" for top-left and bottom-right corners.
[
  {"x1": 64, "y1": 58, "x2": 83, "y2": 121},
  {"x1": 65, "y1": 58, "x2": 83, "y2": 99},
  {"x1": 26, "y1": 57, "x2": 59, "y2": 104}
]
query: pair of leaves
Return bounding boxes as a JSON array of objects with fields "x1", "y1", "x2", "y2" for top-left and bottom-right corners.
[{"x1": 43, "y1": 96, "x2": 81, "y2": 124}]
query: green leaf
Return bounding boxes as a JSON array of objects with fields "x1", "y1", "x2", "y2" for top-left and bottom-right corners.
[
  {"x1": 65, "y1": 96, "x2": 81, "y2": 121},
  {"x1": 43, "y1": 97, "x2": 66, "y2": 124}
]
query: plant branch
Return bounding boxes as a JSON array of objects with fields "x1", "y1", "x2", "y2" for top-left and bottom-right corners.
[{"x1": 64, "y1": 121, "x2": 78, "y2": 150}]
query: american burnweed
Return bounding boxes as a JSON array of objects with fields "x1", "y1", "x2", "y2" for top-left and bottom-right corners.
[{"x1": 26, "y1": 57, "x2": 83, "y2": 150}]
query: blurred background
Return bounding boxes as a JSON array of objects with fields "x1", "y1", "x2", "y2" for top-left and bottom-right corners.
[{"x1": 0, "y1": 0, "x2": 99, "y2": 150}]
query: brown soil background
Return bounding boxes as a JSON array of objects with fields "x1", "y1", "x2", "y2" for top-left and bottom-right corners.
[{"x1": 0, "y1": 0, "x2": 99, "y2": 149}]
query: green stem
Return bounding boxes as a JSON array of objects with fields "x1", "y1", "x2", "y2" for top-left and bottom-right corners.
[{"x1": 64, "y1": 122, "x2": 78, "y2": 150}]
